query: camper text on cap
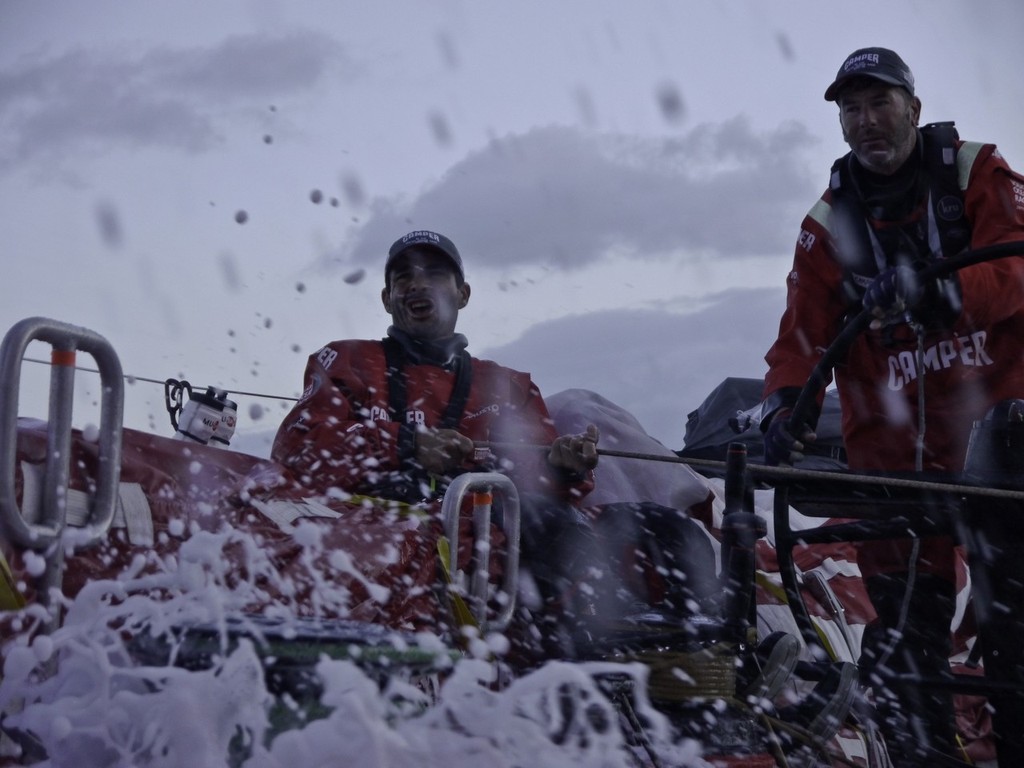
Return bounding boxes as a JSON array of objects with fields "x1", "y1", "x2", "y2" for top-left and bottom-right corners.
[{"x1": 824, "y1": 47, "x2": 915, "y2": 102}]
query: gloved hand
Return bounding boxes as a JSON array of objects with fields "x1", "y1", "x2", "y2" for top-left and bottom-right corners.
[
  {"x1": 415, "y1": 427, "x2": 474, "y2": 475},
  {"x1": 763, "y1": 409, "x2": 815, "y2": 466},
  {"x1": 548, "y1": 424, "x2": 600, "y2": 474},
  {"x1": 862, "y1": 265, "x2": 924, "y2": 328}
]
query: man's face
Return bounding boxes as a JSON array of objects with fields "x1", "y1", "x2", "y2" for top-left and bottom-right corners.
[
  {"x1": 382, "y1": 249, "x2": 470, "y2": 340},
  {"x1": 838, "y1": 81, "x2": 921, "y2": 175}
]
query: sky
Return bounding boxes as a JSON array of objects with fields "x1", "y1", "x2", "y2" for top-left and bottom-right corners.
[{"x1": 2, "y1": 0, "x2": 1023, "y2": 454}]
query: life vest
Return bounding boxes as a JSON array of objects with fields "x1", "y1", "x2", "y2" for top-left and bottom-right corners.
[{"x1": 819, "y1": 122, "x2": 984, "y2": 331}]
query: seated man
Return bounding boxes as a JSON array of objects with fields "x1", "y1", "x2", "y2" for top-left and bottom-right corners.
[{"x1": 271, "y1": 229, "x2": 605, "y2": 657}]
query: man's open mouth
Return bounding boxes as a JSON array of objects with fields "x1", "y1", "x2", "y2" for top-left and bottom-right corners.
[{"x1": 407, "y1": 298, "x2": 434, "y2": 317}]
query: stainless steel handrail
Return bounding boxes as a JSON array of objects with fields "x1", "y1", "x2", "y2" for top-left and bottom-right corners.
[
  {"x1": 0, "y1": 317, "x2": 124, "y2": 549},
  {"x1": 440, "y1": 472, "x2": 521, "y2": 633}
]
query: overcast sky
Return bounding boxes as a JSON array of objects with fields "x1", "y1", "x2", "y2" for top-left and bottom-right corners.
[{"x1": 2, "y1": 0, "x2": 1023, "y2": 453}]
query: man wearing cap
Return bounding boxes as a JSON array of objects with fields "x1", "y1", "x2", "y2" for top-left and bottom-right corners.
[
  {"x1": 758, "y1": 48, "x2": 1024, "y2": 763},
  {"x1": 272, "y1": 229, "x2": 604, "y2": 656}
]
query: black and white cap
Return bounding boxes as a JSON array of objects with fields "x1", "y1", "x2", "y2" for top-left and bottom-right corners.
[
  {"x1": 386, "y1": 230, "x2": 464, "y2": 282},
  {"x1": 824, "y1": 47, "x2": 915, "y2": 102}
]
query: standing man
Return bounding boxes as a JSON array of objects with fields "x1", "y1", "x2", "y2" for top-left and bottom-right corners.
[
  {"x1": 759, "y1": 48, "x2": 1024, "y2": 764},
  {"x1": 272, "y1": 229, "x2": 602, "y2": 656}
]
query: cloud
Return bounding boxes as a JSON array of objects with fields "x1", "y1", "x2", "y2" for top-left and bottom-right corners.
[
  {"x1": 146, "y1": 32, "x2": 347, "y2": 99},
  {"x1": 0, "y1": 30, "x2": 348, "y2": 168},
  {"x1": 340, "y1": 118, "x2": 819, "y2": 274},
  {"x1": 479, "y1": 286, "x2": 786, "y2": 449}
]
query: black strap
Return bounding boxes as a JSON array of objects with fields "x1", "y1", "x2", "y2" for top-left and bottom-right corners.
[
  {"x1": 830, "y1": 124, "x2": 970, "y2": 331},
  {"x1": 381, "y1": 337, "x2": 417, "y2": 474},
  {"x1": 382, "y1": 337, "x2": 473, "y2": 427},
  {"x1": 381, "y1": 337, "x2": 474, "y2": 484},
  {"x1": 441, "y1": 350, "x2": 473, "y2": 428},
  {"x1": 920, "y1": 121, "x2": 971, "y2": 259},
  {"x1": 382, "y1": 336, "x2": 408, "y2": 422}
]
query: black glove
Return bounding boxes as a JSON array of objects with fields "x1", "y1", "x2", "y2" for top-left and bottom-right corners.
[
  {"x1": 862, "y1": 265, "x2": 923, "y2": 322},
  {"x1": 763, "y1": 409, "x2": 814, "y2": 466}
]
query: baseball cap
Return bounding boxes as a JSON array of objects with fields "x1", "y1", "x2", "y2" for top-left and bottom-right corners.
[
  {"x1": 386, "y1": 230, "x2": 464, "y2": 283},
  {"x1": 824, "y1": 47, "x2": 915, "y2": 102}
]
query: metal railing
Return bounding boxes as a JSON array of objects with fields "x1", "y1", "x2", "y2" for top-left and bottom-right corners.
[
  {"x1": 0, "y1": 317, "x2": 124, "y2": 626},
  {"x1": 440, "y1": 472, "x2": 521, "y2": 634}
]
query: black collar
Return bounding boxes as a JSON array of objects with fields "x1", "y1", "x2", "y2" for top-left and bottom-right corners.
[{"x1": 386, "y1": 327, "x2": 468, "y2": 370}]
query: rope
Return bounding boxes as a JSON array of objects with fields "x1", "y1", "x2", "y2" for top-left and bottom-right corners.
[
  {"x1": 602, "y1": 644, "x2": 738, "y2": 702},
  {"x1": 477, "y1": 441, "x2": 1024, "y2": 502},
  {"x1": 21, "y1": 357, "x2": 299, "y2": 403}
]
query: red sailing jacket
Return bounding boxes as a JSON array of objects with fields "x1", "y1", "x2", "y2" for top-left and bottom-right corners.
[
  {"x1": 763, "y1": 140, "x2": 1024, "y2": 473},
  {"x1": 272, "y1": 339, "x2": 593, "y2": 503}
]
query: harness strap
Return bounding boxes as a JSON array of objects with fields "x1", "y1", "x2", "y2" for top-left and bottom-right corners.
[
  {"x1": 381, "y1": 337, "x2": 474, "y2": 495},
  {"x1": 921, "y1": 121, "x2": 971, "y2": 260},
  {"x1": 436, "y1": 537, "x2": 478, "y2": 632},
  {"x1": 382, "y1": 337, "x2": 473, "y2": 427},
  {"x1": 829, "y1": 122, "x2": 972, "y2": 331}
]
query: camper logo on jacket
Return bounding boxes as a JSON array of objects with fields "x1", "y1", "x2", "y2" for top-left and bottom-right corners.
[
  {"x1": 316, "y1": 347, "x2": 338, "y2": 369},
  {"x1": 887, "y1": 331, "x2": 994, "y2": 390},
  {"x1": 365, "y1": 406, "x2": 426, "y2": 425}
]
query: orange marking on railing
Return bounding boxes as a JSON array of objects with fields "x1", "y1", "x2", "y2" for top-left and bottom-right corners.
[{"x1": 51, "y1": 349, "x2": 77, "y2": 367}]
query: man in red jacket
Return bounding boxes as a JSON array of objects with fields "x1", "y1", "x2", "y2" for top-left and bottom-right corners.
[
  {"x1": 272, "y1": 229, "x2": 603, "y2": 655},
  {"x1": 759, "y1": 48, "x2": 1024, "y2": 763}
]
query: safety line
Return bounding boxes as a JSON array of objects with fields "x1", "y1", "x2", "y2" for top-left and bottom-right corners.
[
  {"x1": 21, "y1": 356, "x2": 299, "y2": 402},
  {"x1": 477, "y1": 441, "x2": 1024, "y2": 502}
]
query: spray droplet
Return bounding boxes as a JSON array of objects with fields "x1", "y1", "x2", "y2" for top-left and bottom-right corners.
[
  {"x1": 775, "y1": 32, "x2": 795, "y2": 62},
  {"x1": 436, "y1": 31, "x2": 459, "y2": 69},
  {"x1": 219, "y1": 253, "x2": 242, "y2": 291},
  {"x1": 234, "y1": 210, "x2": 249, "y2": 224},
  {"x1": 343, "y1": 269, "x2": 366, "y2": 285},
  {"x1": 427, "y1": 110, "x2": 452, "y2": 146},
  {"x1": 296, "y1": 282, "x2": 306, "y2": 293},
  {"x1": 340, "y1": 173, "x2": 365, "y2": 207},
  {"x1": 310, "y1": 189, "x2": 323, "y2": 204},
  {"x1": 95, "y1": 201, "x2": 123, "y2": 248},
  {"x1": 655, "y1": 81, "x2": 686, "y2": 124}
]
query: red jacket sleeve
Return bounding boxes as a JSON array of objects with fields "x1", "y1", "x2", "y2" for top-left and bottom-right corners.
[
  {"x1": 762, "y1": 202, "x2": 849, "y2": 413},
  {"x1": 956, "y1": 144, "x2": 1024, "y2": 328}
]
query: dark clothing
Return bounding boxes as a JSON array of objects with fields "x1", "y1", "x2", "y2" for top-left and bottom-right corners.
[
  {"x1": 763, "y1": 133, "x2": 1024, "y2": 577},
  {"x1": 762, "y1": 129, "x2": 1024, "y2": 761},
  {"x1": 763, "y1": 137, "x2": 1024, "y2": 487},
  {"x1": 859, "y1": 573, "x2": 957, "y2": 765}
]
